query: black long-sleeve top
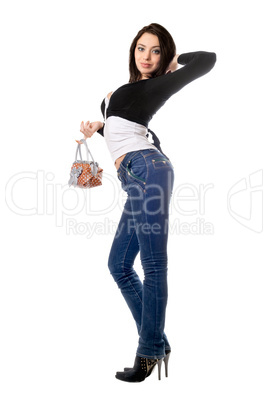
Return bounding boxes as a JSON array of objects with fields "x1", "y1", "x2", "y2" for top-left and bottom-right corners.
[{"x1": 97, "y1": 51, "x2": 216, "y2": 156}]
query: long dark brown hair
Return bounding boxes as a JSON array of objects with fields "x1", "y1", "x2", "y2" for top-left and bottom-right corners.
[{"x1": 129, "y1": 23, "x2": 176, "y2": 83}]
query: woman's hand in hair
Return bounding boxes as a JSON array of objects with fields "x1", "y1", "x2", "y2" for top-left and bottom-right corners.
[{"x1": 166, "y1": 54, "x2": 180, "y2": 74}]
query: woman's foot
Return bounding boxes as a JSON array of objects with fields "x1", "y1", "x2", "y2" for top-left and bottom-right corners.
[
  {"x1": 124, "y1": 350, "x2": 171, "y2": 378},
  {"x1": 115, "y1": 356, "x2": 163, "y2": 382}
]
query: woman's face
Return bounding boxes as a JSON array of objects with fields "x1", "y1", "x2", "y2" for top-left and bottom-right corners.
[{"x1": 134, "y1": 32, "x2": 161, "y2": 79}]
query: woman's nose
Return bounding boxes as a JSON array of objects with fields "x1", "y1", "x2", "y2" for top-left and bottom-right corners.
[{"x1": 143, "y1": 51, "x2": 150, "y2": 60}]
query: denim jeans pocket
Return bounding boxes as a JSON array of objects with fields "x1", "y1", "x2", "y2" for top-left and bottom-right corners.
[
  {"x1": 152, "y1": 156, "x2": 173, "y2": 170},
  {"x1": 126, "y1": 158, "x2": 147, "y2": 184},
  {"x1": 126, "y1": 166, "x2": 146, "y2": 184}
]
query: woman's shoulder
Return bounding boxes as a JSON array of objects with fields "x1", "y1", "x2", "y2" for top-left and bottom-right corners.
[{"x1": 107, "y1": 91, "x2": 113, "y2": 100}]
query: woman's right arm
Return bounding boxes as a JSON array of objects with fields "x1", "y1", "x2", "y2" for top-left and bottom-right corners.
[{"x1": 80, "y1": 92, "x2": 111, "y2": 140}]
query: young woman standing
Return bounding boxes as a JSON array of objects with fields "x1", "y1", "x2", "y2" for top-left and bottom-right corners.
[{"x1": 79, "y1": 23, "x2": 216, "y2": 382}]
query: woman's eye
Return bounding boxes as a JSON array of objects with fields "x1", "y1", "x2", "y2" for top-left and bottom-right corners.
[{"x1": 137, "y1": 46, "x2": 160, "y2": 54}]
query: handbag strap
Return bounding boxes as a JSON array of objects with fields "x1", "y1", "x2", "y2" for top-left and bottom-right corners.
[{"x1": 75, "y1": 139, "x2": 98, "y2": 176}]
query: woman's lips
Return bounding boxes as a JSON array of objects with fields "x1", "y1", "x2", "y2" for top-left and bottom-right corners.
[{"x1": 141, "y1": 63, "x2": 151, "y2": 68}]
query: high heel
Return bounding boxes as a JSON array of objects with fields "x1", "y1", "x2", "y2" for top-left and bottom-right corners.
[
  {"x1": 124, "y1": 349, "x2": 171, "y2": 378},
  {"x1": 115, "y1": 356, "x2": 163, "y2": 382},
  {"x1": 156, "y1": 358, "x2": 163, "y2": 380},
  {"x1": 163, "y1": 350, "x2": 171, "y2": 377}
]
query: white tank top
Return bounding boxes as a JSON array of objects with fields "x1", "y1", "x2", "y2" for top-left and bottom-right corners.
[{"x1": 104, "y1": 96, "x2": 157, "y2": 163}]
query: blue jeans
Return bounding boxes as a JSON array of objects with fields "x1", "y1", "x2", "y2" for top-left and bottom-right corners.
[{"x1": 108, "y1": 148, "x2": 175, "y2": 359}]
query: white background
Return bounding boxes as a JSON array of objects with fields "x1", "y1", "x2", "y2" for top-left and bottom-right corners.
[{"x1": 1, "y1": 0, "x2": 267, "y2": 401}]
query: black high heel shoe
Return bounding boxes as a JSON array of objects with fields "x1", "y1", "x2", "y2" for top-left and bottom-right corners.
[
  {"x1": 115, "y1": 356, "x2": 163, "y2": 382},
  {"x1": 163, "y1": 350, "x2": 171, "y2": 377},
  {"x1": 124, "y1": 350, "x2": 171, "y2": 378}
]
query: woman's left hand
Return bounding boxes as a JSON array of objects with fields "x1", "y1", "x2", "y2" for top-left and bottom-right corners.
[{"x1": 166, "y1": 54, "x2": 180, "y2": 74}]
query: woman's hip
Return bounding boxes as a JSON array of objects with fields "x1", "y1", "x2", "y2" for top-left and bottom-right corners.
[{"x1": 117, "y1": 148, "x2": 174, "y2": 193}]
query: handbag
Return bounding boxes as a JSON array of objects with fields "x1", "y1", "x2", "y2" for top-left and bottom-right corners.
[{"x1": 68, "y1": 139, "x2": 103, "y2": 188}]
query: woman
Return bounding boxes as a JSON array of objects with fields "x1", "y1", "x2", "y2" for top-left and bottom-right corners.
[{"x1": 79, "y1": 23, "x2": 216, "y2": 382}]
